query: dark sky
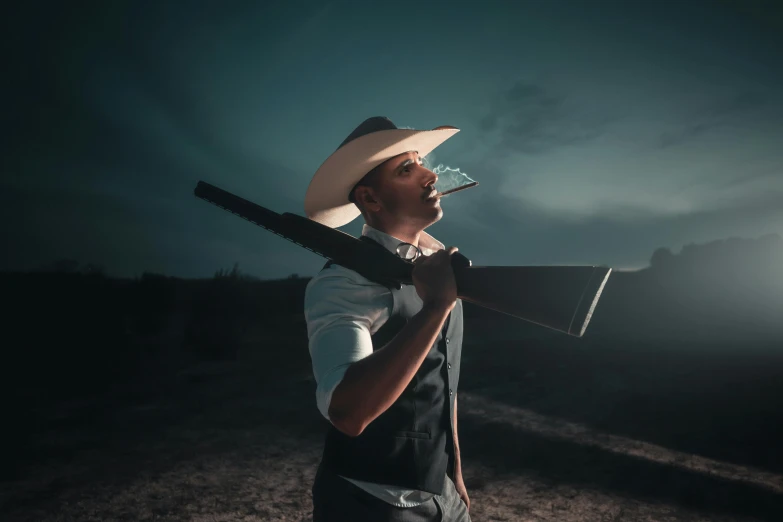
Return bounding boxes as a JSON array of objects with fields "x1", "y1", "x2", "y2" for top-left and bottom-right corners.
[{"x1": 3, "y1": 0, "x2": 782, "y2": 279}]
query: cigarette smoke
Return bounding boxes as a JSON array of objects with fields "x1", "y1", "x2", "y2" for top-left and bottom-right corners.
[
  {"x1": 431, "y1": 164, "x2": 477, "y2": 194},
  {"x1": 420, "y1": 148, "x2": 476, "y2": 193}
]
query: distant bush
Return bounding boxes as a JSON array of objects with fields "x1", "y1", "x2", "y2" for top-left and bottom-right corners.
[
  {"x1": 34, "y1": 258, "x2": 106, "y2": 276},
  {"x1": 212, "y1": 262, "x2": 261, "y2": 282},
  {"x1": 181, "y1": 263, "x2": 293, "y2": 361}
]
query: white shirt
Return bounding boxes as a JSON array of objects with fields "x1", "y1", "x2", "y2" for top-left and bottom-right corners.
[{"x1": 304, "y1": 224, "x2": 446, "y2": 507}]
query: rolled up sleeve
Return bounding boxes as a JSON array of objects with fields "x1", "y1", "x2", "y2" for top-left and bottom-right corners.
[{"x1": 304, "y1": 266, "x2": 392, "y2": 422}]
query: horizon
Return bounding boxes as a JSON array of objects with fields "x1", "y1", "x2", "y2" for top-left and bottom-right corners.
[{"x1": 10, "y1": 229, "x2": 782, "y2": 281}]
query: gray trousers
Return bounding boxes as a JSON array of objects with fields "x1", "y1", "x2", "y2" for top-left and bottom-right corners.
[{"x1": 312, "y1": 464, "x2": 471, "y2": 522}]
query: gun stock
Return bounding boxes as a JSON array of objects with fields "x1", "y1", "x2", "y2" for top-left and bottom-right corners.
[
  {"x1": 454, "y1": 265, "x2": 611, "y2": 337},
  {"x1": 194, "y1": 180, "x2": 612, "y2": 337}
]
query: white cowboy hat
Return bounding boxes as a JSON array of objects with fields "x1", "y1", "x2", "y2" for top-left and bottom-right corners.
[{"x1": 304, "y1": 116, "x2": 460, "y2": 228}]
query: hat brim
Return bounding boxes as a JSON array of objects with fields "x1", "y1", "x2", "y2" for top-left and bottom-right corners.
[{"x1": 304, "y1": 126, "x2": 460, "y2": 228}]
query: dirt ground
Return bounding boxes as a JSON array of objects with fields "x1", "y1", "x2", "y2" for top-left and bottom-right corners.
[{"x1": 3, "y1": 335, "x2": 783, "y2": 521}]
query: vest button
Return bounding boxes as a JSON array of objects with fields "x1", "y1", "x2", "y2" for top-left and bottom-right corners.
[
  {"x1": 449, "y1": 388, "x2": 453, "y2": 396},
  {"x1": 448, "y1": 363, "x2": 452, "y2": 370},
  {"x1": 445, "y1": 337, "x2": 450, "y2": 344}
]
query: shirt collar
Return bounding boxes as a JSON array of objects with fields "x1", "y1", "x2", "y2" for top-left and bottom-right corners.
[{"x1": 361, "y1": 224, "x2": 445, "y2": 257}]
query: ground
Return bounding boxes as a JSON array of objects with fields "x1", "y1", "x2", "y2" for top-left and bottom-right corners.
[{"x1": 3, "y1": 331, "x2": 783, "y2": 521}]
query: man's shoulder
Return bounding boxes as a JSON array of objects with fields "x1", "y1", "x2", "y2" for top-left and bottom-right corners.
[
  {"x1": 304, "y1": 263, "x2": 394, "y2": 323},
  {"x1": 305, "y1": 263, "x2": 388, "y2": 298}
]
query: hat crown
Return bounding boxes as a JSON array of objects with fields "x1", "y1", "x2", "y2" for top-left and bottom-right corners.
[{"x1": 337, "y1": 116, "x2": 398, "y2": 150}]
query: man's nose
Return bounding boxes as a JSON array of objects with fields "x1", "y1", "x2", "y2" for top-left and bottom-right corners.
[{"x1": 423, "y1": 169, "x2": 438, "y2": 187}]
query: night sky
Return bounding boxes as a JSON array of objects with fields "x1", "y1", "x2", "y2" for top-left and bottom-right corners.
[{"x1": 3, "y1": 0, "x2": 782, "y2": 279}]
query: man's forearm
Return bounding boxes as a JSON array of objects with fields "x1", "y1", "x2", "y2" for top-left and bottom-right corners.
[
  {"x1": 329, "y1": 303, "x2": 453, "y2": 436},
  {"x1": 454, "y1": 393, "x2": 461, "y2": 471}
]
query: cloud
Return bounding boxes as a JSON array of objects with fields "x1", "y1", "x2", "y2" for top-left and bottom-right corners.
[
  {"x1": 476, "y1": 81, "x2": 612, "y2": 156},
  {"x1": 450, "y1": 85, "x2": 783, "y2": 230},
  {"x1": 656, "y1": 91, "x2": 770, "y2": 148},
  {"x1": 717, "y1": 170, "x2": 783, "y2": 191}
]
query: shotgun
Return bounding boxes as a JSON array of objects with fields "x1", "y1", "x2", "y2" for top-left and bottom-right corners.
[{"x1": 194, "y1": 181, "x2": 611, "y2": 337}]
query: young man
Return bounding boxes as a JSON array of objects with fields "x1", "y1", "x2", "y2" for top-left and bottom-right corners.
[{"x1": 304, "y1": 116, "x2": 471, "y2": 521}]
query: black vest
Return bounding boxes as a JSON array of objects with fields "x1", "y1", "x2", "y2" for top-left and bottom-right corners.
[{"x1": 319, "y1": 236, "x2": 464, "y2": 495}]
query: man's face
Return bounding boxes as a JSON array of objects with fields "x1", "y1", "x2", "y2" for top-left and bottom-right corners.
[{"x1": 369, "y1": 150, "x2": 442, "y2": 226}]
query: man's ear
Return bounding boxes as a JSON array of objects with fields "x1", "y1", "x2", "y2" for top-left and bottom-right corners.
[{"x1": 355, "y1": 185, "x2": 382, "y2": 213}]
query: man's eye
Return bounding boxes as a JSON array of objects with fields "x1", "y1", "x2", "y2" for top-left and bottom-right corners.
[{"x1": 400, "y1": 160, "x2": 423, "y2": 174}]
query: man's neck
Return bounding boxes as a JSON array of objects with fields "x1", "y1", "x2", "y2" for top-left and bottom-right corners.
[{"x1": 365, "y1": 221, "x2": 422, "y2": 246}]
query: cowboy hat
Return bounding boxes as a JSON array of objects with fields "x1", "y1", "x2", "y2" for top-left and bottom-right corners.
[{"x1": 304, "y1": 116, "x2": 459, "y2": 228}]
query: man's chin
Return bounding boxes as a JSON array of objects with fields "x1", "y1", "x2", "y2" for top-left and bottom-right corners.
[
  {"x1": 424, "y1": 206, "x2": 444, "y2": 226},
  {"x1": 401, "y1": 203, "x2": 443, "y2": 228}
]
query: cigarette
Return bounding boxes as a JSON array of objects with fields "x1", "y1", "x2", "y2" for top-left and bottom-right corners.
[{"x1": 436, "y1": 181, "x2": 479, "y2": 198}]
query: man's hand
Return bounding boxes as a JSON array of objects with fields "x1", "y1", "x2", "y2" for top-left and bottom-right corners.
[
  {"x1": 454, "y1": 471, "x2": 470, "y2": 511},
  {"x1": 412, "y1": 246, "x2": 459, "y2": 312}
]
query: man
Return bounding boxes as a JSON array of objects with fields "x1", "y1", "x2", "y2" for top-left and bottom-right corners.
[{"x1": 303, "y1": 116, "x2": 471, "y2": 521}]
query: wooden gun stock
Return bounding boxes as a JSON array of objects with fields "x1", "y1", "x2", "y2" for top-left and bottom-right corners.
[{"x1": 194, "y1": 180, "x2": 612, "y2": 337}]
